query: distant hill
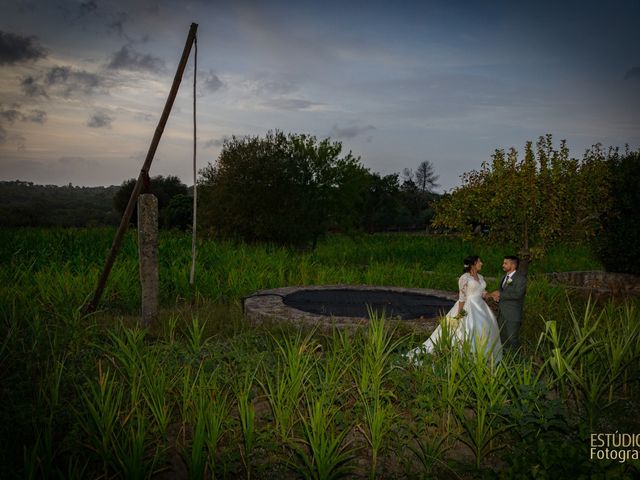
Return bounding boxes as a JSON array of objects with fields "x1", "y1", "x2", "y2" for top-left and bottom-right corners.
[{"x1": 0, "y1": 180, "x2": 121, "y2": 227}]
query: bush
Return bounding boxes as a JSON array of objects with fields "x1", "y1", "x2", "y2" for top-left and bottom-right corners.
[
  {"x1": 162, "y1": 194, "x2": 193, "y2": 230},
  {"x1": 113, "y1": 175, "x2": 188, "y2": 226},
  {"x1": 198, "y1": 131, "x2": 369, "y2": 247},
  {"x1": 596, "y1": 151, "x2": 640, "y2": 274}
]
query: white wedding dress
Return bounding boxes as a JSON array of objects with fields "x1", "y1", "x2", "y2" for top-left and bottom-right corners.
[{"x1": 406, "y1": 273, "x2": 503, "y2": 364}]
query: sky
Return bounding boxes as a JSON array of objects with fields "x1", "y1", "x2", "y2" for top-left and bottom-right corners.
[{"x1": 1, "y1": 0, "x2": 639, "y2": 192}]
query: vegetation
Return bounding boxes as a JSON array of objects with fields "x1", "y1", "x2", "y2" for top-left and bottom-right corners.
[
  {"x1": 0, "y1": 177, "x2": 193, "y2": 230},
  {"x1": 0, "y1": 180, "x2": 120, "y2": 227},
  {"x1": 405, "y1": 160, "x2": 440, "y2": 193},
  {"x1": 198, "y1": 130, "x2": 369, "y2": 247},
  {"x1": 1, "y1": 228, "x2": 638, "y2": 478},
  {"x1": 113, "y1": 175, "x2": 191, "y2": 229},
  {"x1": 359, "y1": 172, "x2": 438, "y2": 233},
  {"x1": 2, "y1": 132, "x2": 638, "y2": 478},
  {"x1": 0, "y1": 139, "x2": 440, "y2": 236},
  {"x1": 198, "y1": 131, "x2": 441, "y2": 246},
  {"x1": 433, "y1": 135, "x2": 621, "y2": 272},
  {"x1": 594, "y1": 150, "x2": 640, "y2": 274}
]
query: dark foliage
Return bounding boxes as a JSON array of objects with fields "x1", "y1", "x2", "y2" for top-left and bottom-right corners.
[
  {"x1": 596, "y1": 151, "x2": 640, "y2": 274},
  {"x1": 162, "y1": 193, "x2": 193, "y2": 230},
  {"x1": 0, "y1": 180, "x2": 120, "y2": 227},
  {"x1": 359, "y1": 173, "x2": 438, "y2": 233},
  {"x1": 113, "y1": 175, "x2": 188, "y2": 227},
  {"x1": 198, "y1": 131, "x2": 370, "y2": 246}
]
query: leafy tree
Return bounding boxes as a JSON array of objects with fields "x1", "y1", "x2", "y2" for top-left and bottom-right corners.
[
  {"x1": 359, "y1": 173, "x2": 409, "y2": 232},
  {"x1": 357, "y1": 170, "x2": 440, "y2": 232},
  {"x1": 432, "y1": 135, "x2": 611, "y2": 273},
  {"x1": 162, "y1": 194, "x2": 193, "y2": 230},
  {"x1": 113, "y1": 175, "x2": 188, "y2": 226},
  {"x1": 595, "y1": 149, "x2": 640, "y2": 274},
  {"x1": 198, "y1": 131, "x2": 369, "y2": 247}
]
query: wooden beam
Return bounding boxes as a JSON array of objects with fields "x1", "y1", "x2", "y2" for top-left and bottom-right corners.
[{"x1": 83, "y1": 23, "x2": 198, "y2": 314}]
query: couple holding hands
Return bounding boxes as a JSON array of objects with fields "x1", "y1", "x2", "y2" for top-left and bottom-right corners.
[{"x1": 407, "y1": 255, "x2": 527, "y2": 364}]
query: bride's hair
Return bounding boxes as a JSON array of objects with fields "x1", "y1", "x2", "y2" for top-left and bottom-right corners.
[{"x1": 463, "y1": 255, "x2": 480, "y2": 273}]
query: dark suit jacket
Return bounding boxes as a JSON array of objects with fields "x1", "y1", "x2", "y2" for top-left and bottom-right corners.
[{"x1": 498, "y1": 270, "x2": 527, "y2": 323}]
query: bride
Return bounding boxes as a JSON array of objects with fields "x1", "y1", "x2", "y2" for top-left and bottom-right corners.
[{"x1": 406, "y1": 255, "x2": 503, "y2": 364}]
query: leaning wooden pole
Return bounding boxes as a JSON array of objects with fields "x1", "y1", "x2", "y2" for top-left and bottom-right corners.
[{"x1": 83, "y1": 22, "x2": 198, "y2": 315}]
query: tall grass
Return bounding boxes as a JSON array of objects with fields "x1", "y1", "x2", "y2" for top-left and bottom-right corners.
[
  {"x1": 536, "y1": 298, "x2": 640, "y2": 427},
  {"x1": 290, "y1": 389, "x2": 356, "y2": 479},
  {"x1": 0, "y1": 228, "x2": 602, "y2": 313},
  {"x1": 2, "y1": 228, "x2": 638, "y2": 478},
  {"x1": 260, "y1": 330, "x2": 318, "y2": 443}
]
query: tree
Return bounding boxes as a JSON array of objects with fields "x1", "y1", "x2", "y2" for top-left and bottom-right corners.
[
  {"x1": 400, "y1": 168, "x2": 439, "y2": 229},
  {"x1": 198, "y1": 130, "x2": 369, "y2": 247},
  {"x1": 162, "y1": 194, "x2": 193, "y2": 230},
  {"x1": 359, "y1": 173, "x2": 410, "y2": 232},
  {"x1": 113, "y1": 175, "x2": 188, "y2": 226},
  {"x1": 0, "y1": 180, "x2": 120, "y2": 227},
  {"x1": 594, "y1": 149, "x2": 640, "y2": 274},
  {"x1": 415, "y1": 160, "x2": 440, "y2": 193},
  {"x1": 432, "y1": 135, "x2": 611, "y2": 273}
]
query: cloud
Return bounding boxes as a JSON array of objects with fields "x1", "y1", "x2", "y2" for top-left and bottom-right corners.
[
  {"x1": 328, "y1": 124, "x2": 376, "y2": 139},
  {"x1": 204, "y1": 137, "x2": 226, "y2": 149},
  {"x1": 20, "y1": 75, "x2": 48, "y2": 97},
  {"x1": 108, "y1": 45, "x2": 166, "y2": 73},
  {"x1": 20, "y1": 66, "x2": 108, "y2": 98},
  {"x1": 203, "y1": 71, "x2": 224, "y2": 93},
  {"x1": 87, "y1": 111, "x2": 113, "y2": 128},
  {"x1": 58, "y1": 156, "x2": 90, "y2": 166},
  {"x1": 262, "y1": 98, "x2": 320, "y2": 111},
  {"x1": 45, "y1": 66, "x2": 106, "y2": 96},
  {"x1": 108, "y1": 11, "x2": 128, "y2": 38},
  {"x1": 0, "y1": 103, "x2": 47, "y2": 149},
  {"x1": 256, "y1": 80, "x2": 297, "y2": 96},
  {"x1": 624, "y1": 66, "x2": 640, "y2": 81},
  {"x1": 134, "y1": 111, "x2": 154, "y2": 122},
  {"x1": 0, "y1": 30, "x2": 47, "y2": 65},
  {"x1": 25, "y1": 109, "x2": 47, "y2": 124},
  {"x1": 0, "y1": 106, "x2": 47, "y2": 124},
  {"x1": 0, "y1": 109, "x2": 21, "y2": 123},
  {"x1": 78, "y1": 0, "x2": 98, "y2": 17}
]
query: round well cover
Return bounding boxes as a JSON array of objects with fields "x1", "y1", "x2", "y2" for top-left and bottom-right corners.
[{"x1": 283, "y1": 289, "x2": 454, "y2": 320}]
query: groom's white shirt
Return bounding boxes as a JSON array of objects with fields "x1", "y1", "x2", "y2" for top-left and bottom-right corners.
[{"x1": 501, "y1": 271, "x2": 515, "y2": 288}]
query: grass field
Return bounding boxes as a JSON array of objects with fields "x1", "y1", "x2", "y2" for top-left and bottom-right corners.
[{"x1": 1, "y1": 228, "x2": 638, "y2": 478}]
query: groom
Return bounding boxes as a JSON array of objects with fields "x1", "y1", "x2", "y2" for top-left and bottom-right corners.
[{"x1": 490, "y1": 255, "x2": 527, "y2": 350}]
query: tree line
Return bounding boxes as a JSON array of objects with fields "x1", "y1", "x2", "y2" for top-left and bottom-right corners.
[
  {"x1": 432, "y1": 134, "x2": 639, "y2": 274},
  {"x1": 0, "y1": 132, "x2": 440, "y2": 237},
  {"x1": 2, "y1": 131, "x2": 637, "y2": 274},
  {"x1": 0, "y1": 181, "x2": 121, "y2": 227},
  {"x1": 197, "y1": 131, "x2": 439, "y2": 246}
]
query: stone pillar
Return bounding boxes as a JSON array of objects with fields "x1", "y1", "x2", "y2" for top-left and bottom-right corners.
[{"x1": 138, "y1": 194, "x2": 159, "y2": 326}]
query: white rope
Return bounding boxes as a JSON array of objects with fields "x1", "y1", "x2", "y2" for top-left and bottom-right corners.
[{"x1": 189, "y1": 32, "x2": 197, "y2": 286}]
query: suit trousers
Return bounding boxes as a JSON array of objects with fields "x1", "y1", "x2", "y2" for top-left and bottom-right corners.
[{"x1": 498, "y1": 314, "x2": 520, "y2": 350}]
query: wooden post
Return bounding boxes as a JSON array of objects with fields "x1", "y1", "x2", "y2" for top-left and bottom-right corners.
[
  {"x1": 82, "y1": 23, "x2": 198, "y2": 315},
  {"x1": 138, "y1": 194, "x2": 159, "y2": 326}
]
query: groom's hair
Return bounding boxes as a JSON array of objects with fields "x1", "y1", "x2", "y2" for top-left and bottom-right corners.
[{"x1": 504, "y1": 255, "x2": 519, "y2": 268}]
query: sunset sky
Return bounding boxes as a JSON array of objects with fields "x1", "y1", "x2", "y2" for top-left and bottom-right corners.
[{"x1": 1, "y1": 0, "x2": 639, "y2": 191}]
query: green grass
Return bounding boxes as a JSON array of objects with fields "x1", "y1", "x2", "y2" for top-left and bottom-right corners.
[{"x1": 1, "y1": 227, "x2": 638, "y2": 479}]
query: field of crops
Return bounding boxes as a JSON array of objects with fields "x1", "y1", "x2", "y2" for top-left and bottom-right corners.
[{"x1": 1, "y1": 228, "x2": 639, "y2": 478}]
